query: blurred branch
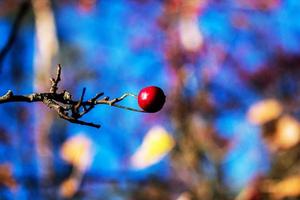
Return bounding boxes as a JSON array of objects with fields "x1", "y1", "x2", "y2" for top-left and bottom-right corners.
[
  {"x1": 0, "y1": 1, "x2": 30, "y2": 67},
  {"x1": 31, "y1": 0, "x2": 59, "y2": 185},
  {"x1": 0, "y1": 64, "x2": 143, "y2": 128}
]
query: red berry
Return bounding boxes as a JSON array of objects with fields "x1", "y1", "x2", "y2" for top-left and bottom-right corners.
[{"x1": 138, "y1": 86, "x2": 166, "y2": 113}]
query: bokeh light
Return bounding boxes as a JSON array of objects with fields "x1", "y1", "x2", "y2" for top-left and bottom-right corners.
[{"x1": 1, "y1": 0, "x2": 300, "y2": 199}]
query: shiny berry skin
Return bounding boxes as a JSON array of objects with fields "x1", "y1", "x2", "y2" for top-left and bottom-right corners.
[{"x1": 138, "y1": 86, "x2": 166, "y2": 113}]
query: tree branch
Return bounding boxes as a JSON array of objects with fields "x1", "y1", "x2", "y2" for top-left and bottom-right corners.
[
  {"x1": 0, "y1": 1, "x2": 31, "y2": 68},
  {"x1": 0, "y1": 64, "x2": 144, "y2": 128}
]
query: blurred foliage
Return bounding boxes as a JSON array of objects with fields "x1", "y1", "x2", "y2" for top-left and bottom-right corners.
[{"x1": 1, "y1": 0, "x2": 300, "y2": 199}]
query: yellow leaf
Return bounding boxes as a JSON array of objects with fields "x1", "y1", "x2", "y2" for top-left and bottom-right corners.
[
  {"x1": 59, "y1": 177, "x2": 79, "y2": 198},
  {"x1": 275, "y1": 115, "x2": 300, "y2": 149},
  {"x1": 60, "y1": 134, "x2": 93, "y2": 171},
  {"x1": 131, "y1": 126, "x2": 175, "y2": 169},
  {"x1": 247, "y1": 99, "x2": 282, "y2": 125}
]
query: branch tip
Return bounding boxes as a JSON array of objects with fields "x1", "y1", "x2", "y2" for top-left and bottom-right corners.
[{"x1": 50, "y1": 64, "x2": 62, "y2": 93}]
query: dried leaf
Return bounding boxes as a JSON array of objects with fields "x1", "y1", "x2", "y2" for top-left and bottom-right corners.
[
  {"x1": 274, "y1": 115, "x2": 300, "y2": 150},
  {"x1": 0, "y1": 163, "x2": 17, "y2": 190}
]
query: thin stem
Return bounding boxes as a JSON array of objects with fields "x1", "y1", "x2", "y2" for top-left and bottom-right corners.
[
  {"x1": 95, "y1": 92, "x2": 144, "y2": 112},
  {"x1": 110, "y1": 104, "x2": 145, "y2": 112}
]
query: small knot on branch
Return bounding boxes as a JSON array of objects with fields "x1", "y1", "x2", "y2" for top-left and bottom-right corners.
[{"x1": 63, "y1": 90, "x2": 72, "y2": 101}]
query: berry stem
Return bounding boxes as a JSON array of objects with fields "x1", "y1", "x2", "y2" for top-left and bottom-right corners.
[
  {"x1": 107, "y1": 92, "x2": 144, "y2": 112},
  {"x1": 111, "y1": 104, "x2": 145, "y2": 112},
  {"x1": 128, "y1": 93, "x2": 137, "y2": 98}
]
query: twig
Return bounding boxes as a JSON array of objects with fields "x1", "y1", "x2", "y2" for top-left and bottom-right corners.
[
  {"x1": 78, "y1": 92, "x2": 104, "y2": 117},
  {"x1": 0, "y1": 64, "x2": 144, "y2": 128},
  {"x1": 50, "y1": 64, "x2": 62, "y2": 93}
]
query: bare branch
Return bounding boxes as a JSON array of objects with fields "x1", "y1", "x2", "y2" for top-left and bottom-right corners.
[
  {"x1": 0, "y1": 65, "x2": 144, "y2": 128},
  {"x1": 0, "y1": 1, "x2": 31, "y2": 68}
]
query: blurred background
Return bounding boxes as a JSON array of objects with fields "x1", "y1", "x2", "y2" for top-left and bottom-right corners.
[{"x1": 1, "y1": 0, "x2": 300, "y2": 199}]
